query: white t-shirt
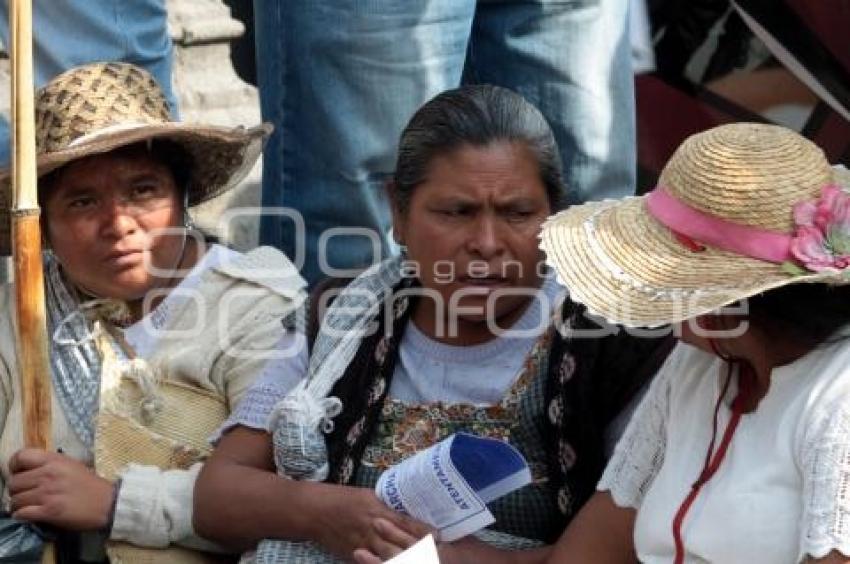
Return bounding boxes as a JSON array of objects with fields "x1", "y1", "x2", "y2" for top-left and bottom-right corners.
[
  {"x1": 390, "y1": 275, "x2": 562, "y2": 404},
  {"x1": 599, "y1": 339, "x2": 850, "y2": 563},
  {"x1": 223, "y1": 276, "x2": 564, "y2": 435}
]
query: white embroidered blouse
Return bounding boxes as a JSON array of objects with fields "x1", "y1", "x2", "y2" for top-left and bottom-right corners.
[
  {"x1": 598, "y1": 338, "x2": 850, "y2": 563},
  {"x1": 0, "y1": 245, "x2": 305, "y2": 550}
]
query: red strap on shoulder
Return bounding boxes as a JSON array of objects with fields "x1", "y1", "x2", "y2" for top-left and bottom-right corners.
[{"x1": 671, "y1": 361, "x2": 755, "y2": 563}]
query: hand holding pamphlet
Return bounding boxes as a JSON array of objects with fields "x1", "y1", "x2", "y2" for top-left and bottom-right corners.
[
  {"x1": 375, "y1": 433, "x2": 531, "y2": 542},
  {"x1": 384, "y1": 534, "x2": 440, "y2": 564}
]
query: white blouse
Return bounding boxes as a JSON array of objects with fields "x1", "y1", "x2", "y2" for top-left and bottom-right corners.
[
  {"x1": 598, "y1": 339, "x2": 850, "y2": 563},
  {"x1": 222, "y1": 276, "x2": 565, "y2": 433}
]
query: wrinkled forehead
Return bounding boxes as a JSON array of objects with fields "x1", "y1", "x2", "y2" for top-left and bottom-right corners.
[
  {"x1": 38, "y1": 143, "x2": 185, "y2": 212},
  {"x1": 42, "y1": 143, "x2": 177, "y2": 195},
  {"x1": 416, "y1": 142, "x2": 549, "y2": 198}
]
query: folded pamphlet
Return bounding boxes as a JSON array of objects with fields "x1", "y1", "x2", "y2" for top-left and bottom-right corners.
[{"x1": 375, "y1": 433, "x2": 532, "y2": 542}]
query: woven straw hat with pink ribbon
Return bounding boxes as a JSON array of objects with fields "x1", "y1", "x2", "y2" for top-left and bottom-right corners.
[
  {"x1": 541, "y1": 122, "x2": 850, "y2": 327},
  {"x1": 0, "y1": 61, "x2": 271, "y2": 254}
]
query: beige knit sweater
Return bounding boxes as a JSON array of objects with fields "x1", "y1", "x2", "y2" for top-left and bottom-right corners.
[{"x1": 0, "y1": 246, "x2": 305, "y2": 550}]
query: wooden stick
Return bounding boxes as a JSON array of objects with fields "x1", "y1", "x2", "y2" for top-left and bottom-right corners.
[
  {"x1": 10, "y1": 2, "x2": 56, "y2": 561},
  {"x1": 10, "y1": 0, "x2": 52, "y2": 450}
]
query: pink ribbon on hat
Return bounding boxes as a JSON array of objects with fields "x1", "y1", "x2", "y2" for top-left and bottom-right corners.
[{"x1": 645, "y1": 187, "x2": 795, "y2": 264}]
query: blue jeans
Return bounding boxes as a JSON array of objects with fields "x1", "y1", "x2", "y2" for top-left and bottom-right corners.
[
  {"x1": 0, "y1": 0, "x2": 177, "y2": 165},
  {"x1": 255, "y1": 0, "x2": 634, "y2": 285}
]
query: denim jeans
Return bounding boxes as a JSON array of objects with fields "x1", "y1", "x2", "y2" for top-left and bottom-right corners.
[
  {"x1": 0, "y1": 0, "x2": 177, "y2": 165},
  {"x1": 255, "y1": 0, "x2": 635, "y2": 285}
]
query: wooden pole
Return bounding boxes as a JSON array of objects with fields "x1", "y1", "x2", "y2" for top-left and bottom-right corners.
[
  {"x1": 10, "y1": 0, "x2": 52, "y2": 460},
  {"x1": 10, "y1": 2, "x2": 56, "y2": 561}
]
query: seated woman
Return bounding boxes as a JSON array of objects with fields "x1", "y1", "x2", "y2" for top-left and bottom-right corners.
[
  {"x1": 532, "y1": 123, "x2": 850, "y2": 563},
  {"x1": 194, "y1": 84, "x2": 673, "y2": 562},
  {"x1": 0, "y1": 62, "x2": 305, "y2": 562}
]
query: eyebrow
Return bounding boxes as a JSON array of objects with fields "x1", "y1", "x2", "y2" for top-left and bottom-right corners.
[
  {"x1": 58, "y1": 170, "x2": 163, "y2": 193},
  {"x1": 429, "y1": 195, "x2": 478, "y2": 207},
  {"x1": 55, "y1": 185, "x2": 97, "y2": 201},
  {"x1": 431, "y1": 192, "x2": 539, "y2": 204},
  {"x1": 494, "y1": 196, "x2": 540, "y2": 209},
  {"x1": 126, "y1": 171, "x2": 165, "y2": 183}
]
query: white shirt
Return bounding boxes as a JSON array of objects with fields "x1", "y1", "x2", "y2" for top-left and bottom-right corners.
[
  {"x1": 599, "y1": 339, "x2": 850, "y2": 563},
  {"x1": 0, "y1": 245, "x2": 305, "y2": 549},
  {"x1": 123, "y1": 243, "x2": 241, "y2": 356},
  {"x1": 390, "y1": 275, "x2": 563, "y2": 404},
  {"x1": 225, "y1": 276, "x2": 565, "y2": 435}
]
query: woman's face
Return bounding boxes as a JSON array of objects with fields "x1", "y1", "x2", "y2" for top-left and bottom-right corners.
[
  {"x1": 43, "y1": 145, "x2": 184, "y2": 301},
  {"x1": 393, "y1": 141, "x2": 552, "y2": 329}
]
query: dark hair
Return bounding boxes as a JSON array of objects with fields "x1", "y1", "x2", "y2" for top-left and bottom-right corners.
[
  {"x1": 147, "y1": 139, "x2": 193, "y2": 194},
  {"x1": 392, "y1": 84, "x2": 565, "y2": 213},
  {"x1": 38, "y1": 139, "x2": 193, "y2": 208},
  {"x1": 746, "y1": 283, "x2": 850, "y2": 348}
]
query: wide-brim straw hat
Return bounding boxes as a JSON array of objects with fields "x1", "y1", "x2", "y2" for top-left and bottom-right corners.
[
  {"x1": 0, "y1": 61, "x2": 271, "y2": 254},
  {"x1": 541, "y1": 123, "x2": 850, "y2": 327}
]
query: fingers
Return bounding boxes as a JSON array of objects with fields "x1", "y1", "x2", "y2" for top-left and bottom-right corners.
[
  {"x1": 9, "y1": 487, "x2": 44, "y2": 514},
  {"x1": 6, "y1": 454, "x2": 112, "y2": 530},
  {"x1": 361, "y1": 518, "x2": 427, "y2": 562},
  {"x1": 368, "y1": 500, "x2": 427, "y2": 538},
  {"x1": 8, "y1": 448, "x2": 53, "y2": 474},
  {"x1": 8, "y1": 451, "x2": 63, "y2": 524},
  {"x1": 11, "y1": 504, "x2": 52, "y2": 524},
  {"x1": 374, "y1": 518, "x2": 419, "y2": 548},
  {"x1": 8, "y1": 450, "x2": 78, "y2": 495},
  {"x1": 352, "y1": 548, "x2": 383, "y2": 564},
  {"x1": 396, "y1": 514, "x2": 436, "y2": 540},
  {"x1": 7, "y1": 468, "x2": 45, "y2": 495},
  {"x1": 368, "y1": 537, "x2": 406, "y2": 561},
  {"x1": 9, "y1": 471, "x2": 64, "y2": 524}
]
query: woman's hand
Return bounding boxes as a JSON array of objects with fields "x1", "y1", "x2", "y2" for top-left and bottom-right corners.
[
  {"x1": 352, "y1": 522, "x2": 480, "y2": 564},
  {"x1": 353, "y1": 518, "x2": 551, "y2": 564},
  {"x1": 8, "y1": 448, "x2": 114, "y2": 531},
  {"x1": 352, "y1": 517, "x2": 425, "y2": 563},
  {"x1": 308, "y1": 485, "x2": 431, "y2": 560}
]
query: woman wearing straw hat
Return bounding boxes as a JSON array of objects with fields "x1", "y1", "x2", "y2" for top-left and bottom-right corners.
[
  {"x1": 0, "y1": 62, "x2": 305, "y2": 562},
  {"x1": 530, "y1": 123, "x2": 850, "y2": 563},
  {"x1": 194, "y1": 85, "x2": 674, "y2": 563}
]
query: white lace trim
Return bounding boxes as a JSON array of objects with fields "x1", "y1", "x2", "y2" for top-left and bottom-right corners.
[
  {"x1": 799, "y1": 391, "x2": 850, "y2": 560},
  {"x1": 596, "y1": 361, "x2": 671, "y2": 508},
  {"x1": 598, "y1": 342, "x2": 850, "y2": 561}
]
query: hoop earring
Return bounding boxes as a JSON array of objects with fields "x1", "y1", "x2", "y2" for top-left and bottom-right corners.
[
  {"x1": 183, "y1": 209, "x2": 195, "y2": 231},
  {"x1": 181, "y1": 187, "x2": 197, "y2": 233}
]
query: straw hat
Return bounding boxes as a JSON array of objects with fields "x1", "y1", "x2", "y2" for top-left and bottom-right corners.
[
  {"x1": 0, "y1": 61, "x2": 271, "y2": 254},
  {"x1": 541, "y1": 123, "x2": 850, "y2": 327}
]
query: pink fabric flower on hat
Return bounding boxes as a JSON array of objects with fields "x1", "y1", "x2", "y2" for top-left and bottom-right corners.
[{"x1": 790, "y1": 185, "x2": 850, "y2": 272}]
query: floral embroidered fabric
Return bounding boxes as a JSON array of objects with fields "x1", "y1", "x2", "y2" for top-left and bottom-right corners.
[{"x1": 361, "y1": 329, "x2": 552, "y2": 478}]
